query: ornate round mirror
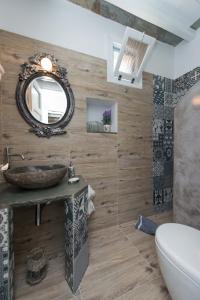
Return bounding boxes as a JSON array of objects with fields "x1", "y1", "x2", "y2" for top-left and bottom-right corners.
[{"x1": 16, "y1": 54, "x2": 75, "y2": 137}]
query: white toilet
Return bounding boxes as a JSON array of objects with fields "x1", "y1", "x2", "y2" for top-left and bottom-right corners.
[{"x1": 155, "y1": 223, "x2": 200, "y2": 300}]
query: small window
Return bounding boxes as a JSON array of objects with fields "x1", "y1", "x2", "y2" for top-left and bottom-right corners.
[
  {"x1": 115, "y1": 28, "x2": 155, "y2": 83},
  {"x1": 107, "y1": 27, "x2": 156, "y2": 89}
]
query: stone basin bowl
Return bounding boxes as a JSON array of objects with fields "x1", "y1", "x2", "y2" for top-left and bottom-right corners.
[{"x1": 3, "y1": 164, "x2": 68, "y2": 189}]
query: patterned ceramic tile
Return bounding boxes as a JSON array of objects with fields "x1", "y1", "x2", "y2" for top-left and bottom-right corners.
[
  {"x1": 154, "y1": 201, "x2": 172, "y2": 212},
  {"x1": 153, "y1": 119, "x2": 164, "y2": 141},
  {"x1": 153, "y1": 189, "x2": 164, "y2": 206},
  {"x1": 163, "y1": 187, "x2": 173, "y2": 203},
  {"x1": 164, "y1": 175, "x2": 173, "y2": 188},
  {"x1": 153, "y1": 144, "x2": 163, "y2": 161},
  {"x1": 164, "y1": 92, "x2": 174, "y2": 107},
  {"x1": 153, "y1": 75, "x2": 174, "y2": 211},
  {"x1": 164, "y1": 106, "x2": 174, "y2": 120},
  {"x1": 64, "y1": 186, "x2": 89, "y2": 294},
  {"x1": 153, "y1": 161, "x2": 164, "y2": 177},
  {"x1": 153, "y1": 104, "x2": 164, "y2": 119},
  {"x1": 153, "y1": 75, "x2": 165, "y2": 91},
  {"x1": 164, "y1": 78, "x2": 173, "y2": 93},
  {"x1": 153, "y1": 89, "x2": 164, "y2": 105},
  {"x1": 164, "y1": 120, "x2": 173, "y2": 137},
  {"x1": 153, "y1": 176, "x2": 164, "y2": 189},
  {"x1": 0, "y1": 208, "x2": 13, "y2": 300},
  {"x1": 153, "y1": 69, "x2": 200, "y2": 211},
  {"x1": 164, "y1": 144, "x2": 173, "y2": 161},
  {"x1": 164, "y1": 161, "x2": 173, "y2": 177}
]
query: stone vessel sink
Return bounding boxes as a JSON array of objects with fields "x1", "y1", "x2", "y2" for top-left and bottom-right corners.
[{"x1": 3, "y1": 164, "x2": 68, "y2": 189}]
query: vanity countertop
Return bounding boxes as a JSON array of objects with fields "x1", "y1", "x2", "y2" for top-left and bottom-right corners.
[{"x1": 0, "y1": 176, "x2": 87, "y2": 208}]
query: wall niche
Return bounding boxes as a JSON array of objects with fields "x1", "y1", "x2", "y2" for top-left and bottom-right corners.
[{"x1": 86, "y1": 98, "x2": 118, "y2": 134}]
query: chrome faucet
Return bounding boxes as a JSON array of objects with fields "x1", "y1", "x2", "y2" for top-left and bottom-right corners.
[{"x1": 4, "y1": 146, "x2": 25, "y2": 166}]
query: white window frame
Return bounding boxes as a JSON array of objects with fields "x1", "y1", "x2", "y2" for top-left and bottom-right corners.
[
  {"x1": 114, "y1": 27, "x2": 156, "y2": 82},
  {"x1": 107, "y1": 28, "x2": 156, "y2": 89}
]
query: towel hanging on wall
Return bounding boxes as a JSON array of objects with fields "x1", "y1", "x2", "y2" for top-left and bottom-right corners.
[
  {"x1": 0, "y1": 64, "x2": 5, "y2": 81},
  {"x1": 87, "y1": 185, "x2": 96, "y2": 217}
]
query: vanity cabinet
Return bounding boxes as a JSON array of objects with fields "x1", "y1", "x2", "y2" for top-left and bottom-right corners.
[{"x1": 0, "y1": 177, "x2": 88, "y2": 299}]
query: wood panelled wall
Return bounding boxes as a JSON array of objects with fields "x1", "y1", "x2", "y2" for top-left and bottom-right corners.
[{"x1": 0, "y1": 30, "x2": 153, "y2": 231}]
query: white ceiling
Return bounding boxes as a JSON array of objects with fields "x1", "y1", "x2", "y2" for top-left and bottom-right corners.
[{"x1": 106, "y1": 0, "x2": 200, "y2": 41}]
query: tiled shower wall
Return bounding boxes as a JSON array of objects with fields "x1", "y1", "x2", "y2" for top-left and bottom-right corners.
[
  {"x1": 153, "y1": 67, "x2": 200, "y2": 211},
  {"x1": 153, "y1": 76, "x2": 174, "y2": 211}
]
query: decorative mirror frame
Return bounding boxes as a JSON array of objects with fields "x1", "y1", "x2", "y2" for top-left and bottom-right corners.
[{"x1": 16, "y1": 53, "x2": 75, "y2": 138}]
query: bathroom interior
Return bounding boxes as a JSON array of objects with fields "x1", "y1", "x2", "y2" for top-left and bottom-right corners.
[{"x1": 0, "y1": 0, "x2": 200, "y2": 299}]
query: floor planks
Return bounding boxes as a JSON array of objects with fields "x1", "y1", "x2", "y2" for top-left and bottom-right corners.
[{"x1": 15, "y1": 211, "x2": 172, "y2": 300}]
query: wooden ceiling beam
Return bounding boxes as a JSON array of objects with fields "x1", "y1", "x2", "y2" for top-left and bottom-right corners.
[
  {"x1": 106, "y1": 0, "x2": 196, "y2": 42},
  {"x1": 68, "y1": 0, "x2": 183, "y2": 46}
]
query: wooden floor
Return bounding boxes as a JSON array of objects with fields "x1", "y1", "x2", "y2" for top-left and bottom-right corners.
[{"x1": 15, "y1": 211, "x2": 172, "y2": 300}]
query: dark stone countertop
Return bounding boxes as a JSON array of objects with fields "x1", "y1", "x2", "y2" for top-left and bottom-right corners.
[{"x1": 0, "y1": 176, "x2": 87, "y2": 208}]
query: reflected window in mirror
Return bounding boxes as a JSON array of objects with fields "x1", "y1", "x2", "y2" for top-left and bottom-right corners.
[{"x1": 26, "y1": 76, "x2": 67, "y2": 124}]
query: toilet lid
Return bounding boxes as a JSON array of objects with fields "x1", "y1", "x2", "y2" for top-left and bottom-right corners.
[{"x1": 156, "y1": 223, "x2": 200, "y2": 285}]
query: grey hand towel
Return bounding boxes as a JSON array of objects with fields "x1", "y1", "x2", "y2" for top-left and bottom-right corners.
[{"x1": 135, "y1": 215, "x2": 158, "y2": 235}]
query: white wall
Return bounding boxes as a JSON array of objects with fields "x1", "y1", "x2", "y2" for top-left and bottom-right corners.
[
  {"x1": 0, "y1": 0, "x2": 175, "y2": 79},
  {"x1": 0, "y1": 0, "x2": 117, "y2": 60},
  {"x1": 145, "y1": 40, "x2": 174, "y2": 79},
  {"x1": 174, "y1": 29, "x2": 200, "y2": 79},
  {"x1": 2, "y1": 0, "x2": 200, "y2": 81}
]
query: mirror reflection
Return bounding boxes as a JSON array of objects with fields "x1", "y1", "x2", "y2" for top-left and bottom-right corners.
[{"x1": 25, "y1": 76, "x2": 67, "y2": 124}]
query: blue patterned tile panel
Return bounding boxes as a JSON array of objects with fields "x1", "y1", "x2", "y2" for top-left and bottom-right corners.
[
  {"x1": 153, "y1": 75, "x2": 174, "y2": 211},
  {"x1": 163, "y1": 187, "x2": 173, "y2": 203},
  {"x1": 153, "y1": 119, "x2": 164, "y2": 141},
  {"x1": 153, "y1": 69, "x2": 200, "y2": 211},
  {"x1": 64, "y1": 186, "x2": 89, "y2": 294},
  {"x1": 153, "y1": 161, "x2": 164, "y2": 177},
  {"x1": 164, "y1": 106, "x2": 174, "y2": 120},
  {"x1": 153, "y1": 104, "x2": 164, "y2": 119},
  {"x1": 164, "y1": 162, "x2": 173, "y2": 177},
  {"x1": 164, "y1": 144, "x2": 173, "y2": 162},
  {"x1": 164, "y1": 175, "x2": 173, "y2": 188},
  {"x1": 153, "y1": 142, "x2": 163, "y2": 162},
  {"x1": 164, "y1": 78, "x2": 173, "y2": 93},
  {"x1": 153, "y1": 89, "x2": 164, "y2": 105},
  {"x1": 153, "y1": 176, "x2": 164, "y2": 189},
  {"x1": 0, "y1": 208, "x2": 13, "y2": 300},
  {"x1": 153, "y1": 75, "x2": 165, "y2": 91},
  {"x1": 153, "y1": 189, "x2": 164, "y2": 206},
  {"x1": 164, "y1": 92, "x2": 174, "y2": 107},
  {"x1": 164, "y1": 120, "x2": 173, "y2": 137}
]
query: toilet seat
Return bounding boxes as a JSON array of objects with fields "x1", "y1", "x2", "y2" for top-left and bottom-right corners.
[{"x1": 155, "y1": 223, "x2": 200, "y2": 286}]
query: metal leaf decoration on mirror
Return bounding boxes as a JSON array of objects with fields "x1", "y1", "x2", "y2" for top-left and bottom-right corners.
[
  {"x1": 29, "y1": 127, "x2": 66, "y2": 138},
  {"x1": 16, "y1": 53, "x2": 75, "y2": 138}
]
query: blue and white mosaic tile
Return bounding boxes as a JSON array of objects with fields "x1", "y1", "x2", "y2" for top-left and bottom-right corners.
[
  {"x1": 0, "y1": 208, "x2": 13, "y2": 300},
  {"x1": 153, "y1": 68, "x2": 200, "y2": 211},
  {"x1": 64, "y1": 186, "x2": 89, "y2": 294},
  {"x1": 153, "y1": 75, "x2": 174, "y2": 210},
  {"x1": 164, "y1": 92, "x2": 174, "y2": 107},
  {"x1": 153, "y1": 119, "x2": 164, "y2": 141}
]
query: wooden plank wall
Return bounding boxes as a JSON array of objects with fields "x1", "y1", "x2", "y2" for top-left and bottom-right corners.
[{"x1": 0, "y1": 29, "x2": 153, "y2": 232}]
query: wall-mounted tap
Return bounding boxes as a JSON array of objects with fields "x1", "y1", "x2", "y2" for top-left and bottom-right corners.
[{"x1": 4, "y1": 146, "x2": 25, "y2": 167}]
